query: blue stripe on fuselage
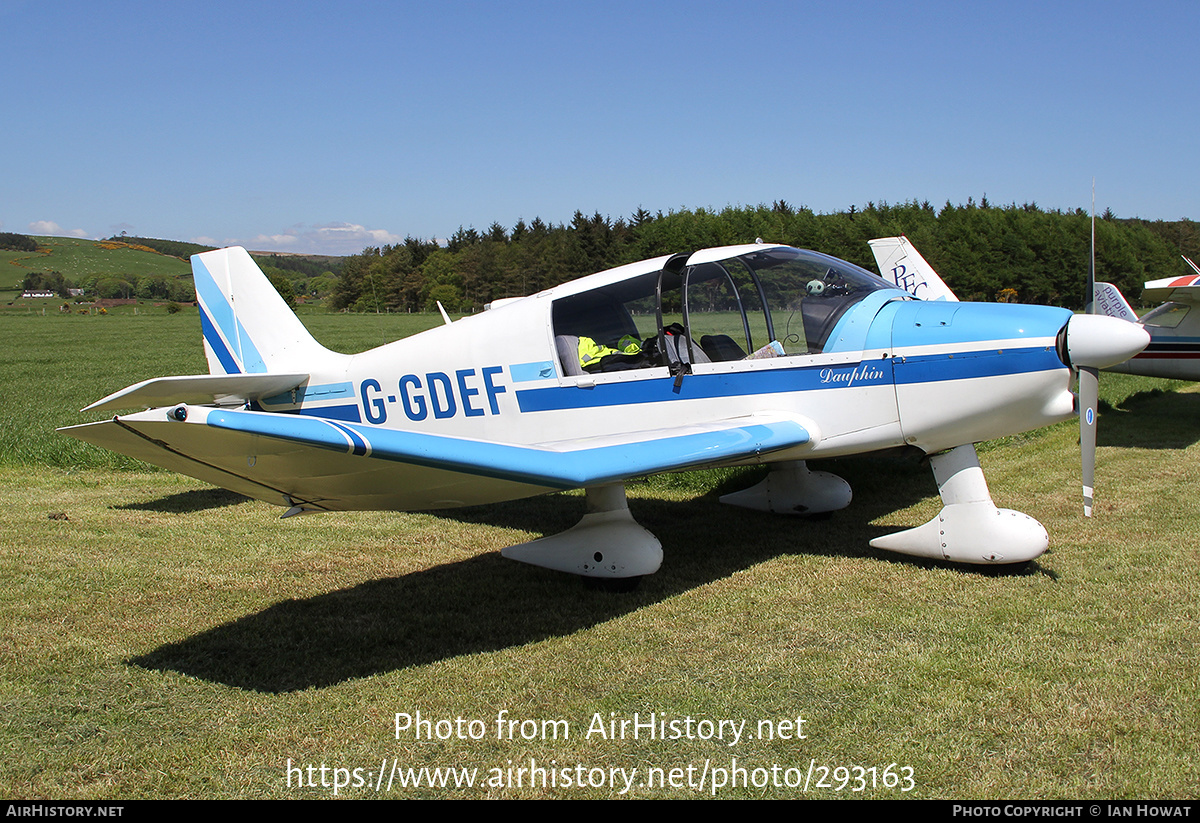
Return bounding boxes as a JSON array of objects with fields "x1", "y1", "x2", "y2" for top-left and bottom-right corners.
[
  {"x1": 262, "y1": 382, "x2": 354, "y2": 406},
  {"x1": 244, "y1": 402, "x2": 364, "y2": 423},
  {"x1": 890, "y1": 346, "x2": 1061, "y2": 384},
  {"x1": 509, "y1": 361, "x2": 557, "y2": 382},
  {"x1": 297, "y1": 403, "x2": 363, "y2": 423},
  {"x1": 514, "y1": 345, "x2": 1063, "y2": 413}
]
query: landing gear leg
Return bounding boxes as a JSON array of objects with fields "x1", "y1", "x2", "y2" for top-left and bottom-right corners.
[
  {"x1": 502, "y1": 483, "x2": 662, "y2": 579},
  {"x1": 869, "y1": 444, "x2": 1048, "y2": 564},
  {"x1": 719, "y1": 460, "x2": 852, "y2": 515}
]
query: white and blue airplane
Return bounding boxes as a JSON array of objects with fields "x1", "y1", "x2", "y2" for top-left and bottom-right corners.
[{"x1": 61, "y1": 243, "x2": 1148, "y2": 580}]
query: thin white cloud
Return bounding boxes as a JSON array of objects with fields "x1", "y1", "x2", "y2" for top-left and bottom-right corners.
[
  {"x1": 28, "y1": 220, "x2": 90, "y2": 239},
  {"x1": 224, "y1": 222, "x2": 405, "y2": 256},
  {"x1": 248, "y1": 233, "x2": 300, "y2": 248}
]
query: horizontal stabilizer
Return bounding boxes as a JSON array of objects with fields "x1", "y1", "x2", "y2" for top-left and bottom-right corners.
[{"x1": 82, "y1": 373, "x2": 310, "y2": 412}]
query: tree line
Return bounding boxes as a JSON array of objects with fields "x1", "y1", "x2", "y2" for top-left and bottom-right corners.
[
  {"x1": 330, "y1": 201, "x2": 1197, "y2": 314},
  {"x1": 1, "y1": 232, "x2": 39, "y2": 252},
  {"x1": 9, "y1": 204, "x2": 1197, "y2": 312}
]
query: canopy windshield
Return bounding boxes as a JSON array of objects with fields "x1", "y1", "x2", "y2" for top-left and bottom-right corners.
[
  {"x1": 551, "y1": 246, "x2": 900, "y2": 375},
  {"x1": 683, "y1": 247, "x2": 896, "y2": 357}
]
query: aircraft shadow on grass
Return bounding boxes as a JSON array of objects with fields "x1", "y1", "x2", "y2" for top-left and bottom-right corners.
[
  {"x1": 114, "y1": 487, "x2": 250, "y2": 514},
  {"x1": 127, "y1": 457, "x2": 1044, "y2": 694},
  {"x1": 1098, "y1": 388, "x2": 1200, "y2": 450}
]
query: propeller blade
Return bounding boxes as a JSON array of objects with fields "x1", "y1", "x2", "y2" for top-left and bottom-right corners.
[{"x1": 1079, "y1": 365, "x2": 1099, "y2": 517}]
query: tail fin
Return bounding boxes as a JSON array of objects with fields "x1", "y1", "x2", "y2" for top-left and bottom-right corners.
[
  {"x1": 1091, "y1": 282, "x2": 1139, "y2": 322},
  {"x1": 868, "y1": 236, "x2": 959, "y2": 302},
  {"x1": 192, "y1": 247, "x2": 339, "y2": 375}
]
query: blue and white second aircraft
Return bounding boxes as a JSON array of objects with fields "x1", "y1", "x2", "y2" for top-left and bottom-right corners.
[{"x1": 62, "y1": 243, "x2": 1148, "y2": 579}]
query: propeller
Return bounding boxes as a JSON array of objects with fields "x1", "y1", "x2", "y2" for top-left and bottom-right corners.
[
  {"x1": 1060, "y1": 314, "x2": 1147, "y2": 514},
  {"x1": 1083, "y1": 184, "x2": 1098, "y2": 517},
  {"x1": 1063, "y1": 187, "x2": 1149, "y2": 516}
]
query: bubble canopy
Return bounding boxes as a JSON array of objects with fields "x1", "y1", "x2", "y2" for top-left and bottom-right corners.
[{"x1": 552, "y1": 245, "x2": 903, "y2": 367}]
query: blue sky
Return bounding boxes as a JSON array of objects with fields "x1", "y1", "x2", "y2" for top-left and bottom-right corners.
[{"x1": 3, "y1": 0, "x2": 1197, "y2": 255}]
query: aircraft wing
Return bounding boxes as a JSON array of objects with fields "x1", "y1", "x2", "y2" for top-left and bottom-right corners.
[
  {"x1": 82, "y1": 373, "x2": 310, "y2": 412},
  {"x1": 59, "y1": 406, "x2": 812, "y2": 512},
  {"x1": 1141, "y1": 273, "x2": 1200, "y2": 305}
]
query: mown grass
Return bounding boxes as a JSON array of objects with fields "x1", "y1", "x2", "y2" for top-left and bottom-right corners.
[{"x1": 1, "y1": 311, "x2": 1197, "y2": 798}]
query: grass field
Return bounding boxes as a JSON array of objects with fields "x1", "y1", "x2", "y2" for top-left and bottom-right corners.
[{"x1": 1, "y1": 311, "x2": 1197, "y2": 799}]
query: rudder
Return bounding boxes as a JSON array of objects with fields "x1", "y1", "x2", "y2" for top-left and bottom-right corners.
[
  {"x1": 868, "y1": 236, "x2": 959, "y2": 302},
  {"x1": 191, "y1": 246, "x2": 336, "y2": 375}
]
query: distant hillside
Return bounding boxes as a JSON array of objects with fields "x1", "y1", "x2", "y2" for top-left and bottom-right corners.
[
  {"x1": 100, "y1": 236, "x2": 347, "y2": 276},
  {"x1": 0, "y1": 235, "x2": 346, "y2": 305},
  {"x1": 0, "y1": 236, "x2": 194, "y2": 303},
  {"x1": 3, "y1": 237, "x2": 191, "y2": 287},
  {"x1": 103, "y1": 236, "x2": 215, "y2": 260},
  {"x1": 251, "y1": 252, "x2": 345, "y2": 278}
]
